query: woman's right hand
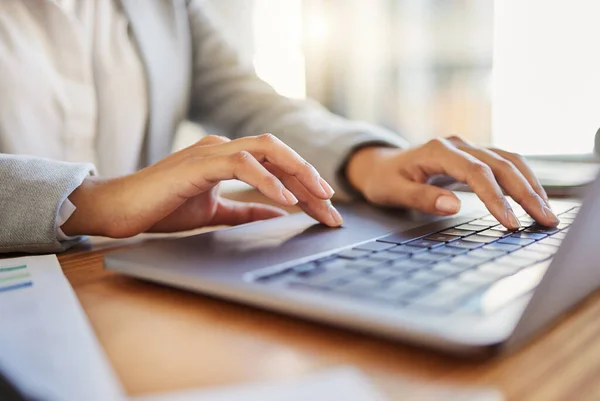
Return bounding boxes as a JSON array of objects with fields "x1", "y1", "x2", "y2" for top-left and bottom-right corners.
[{"x1": 61, "y1": 134, "x2": 343, "y2": 238}]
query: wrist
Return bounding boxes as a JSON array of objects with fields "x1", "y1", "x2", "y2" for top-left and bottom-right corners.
[
  {"x1": 60, "y1": 177, "x2": 113, "y2": 237},
  {"x1": 345, "y1": 146, "x2": 391, "y2": 194}
]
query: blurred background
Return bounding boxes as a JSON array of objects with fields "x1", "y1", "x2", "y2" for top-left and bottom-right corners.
[{"x1": 199, "y1": 0, "x2": 600, "y2": 158}]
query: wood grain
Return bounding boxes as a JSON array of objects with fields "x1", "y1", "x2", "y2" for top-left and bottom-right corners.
[{"x1": 57, "y1": 190, "x2": 600, "y2": 400}]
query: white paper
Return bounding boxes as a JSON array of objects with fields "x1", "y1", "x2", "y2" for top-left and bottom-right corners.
[
  {"x1": 132, "y1": 366, "x2": 504, "y2": 401},
  {"x1": 132, "y1": 367, "x2": 386, "y2": 401},
  {"x1": 0, "y1": 255, "x2": 125, "y2": 401}
]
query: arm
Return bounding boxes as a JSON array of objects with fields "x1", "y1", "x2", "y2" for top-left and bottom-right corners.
[
  {"x1": 185, "y1": 0, "x2": 409, "y2": 200},
  {"x1": 0, "y1": 154, "x2": 93, "y2": 253}
]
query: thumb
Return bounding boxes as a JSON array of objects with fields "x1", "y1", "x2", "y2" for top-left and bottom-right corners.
[
  {"x1": 210, "y1": 198, "x2": 288, "y2": 226},
  {"x1": 374, "y1": 178, "x2": 461, "y2": 216}
]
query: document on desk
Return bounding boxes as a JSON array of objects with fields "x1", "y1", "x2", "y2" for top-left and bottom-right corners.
[
  {"x1": 133, "y1": 367, "x2": 503, "y2": 401},
  {"x1": 0, "y1": 255, "x2": 125, "y2": 401}
]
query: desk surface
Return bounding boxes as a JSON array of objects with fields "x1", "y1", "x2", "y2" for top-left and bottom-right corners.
[{"x1": 58, "y1": 191, "x2": 600, "y2": 401}]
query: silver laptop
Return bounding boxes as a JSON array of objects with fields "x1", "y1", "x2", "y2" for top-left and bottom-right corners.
[{"x1": 104, "y1": 174, "x2": 600, "y2": 357}]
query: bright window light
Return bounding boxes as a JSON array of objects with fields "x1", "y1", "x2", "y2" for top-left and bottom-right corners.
[
  {"x1": 253, "y1": 0, "x2": 306, "y2": 99},
  {"x1": 492, "y1": 0, "x2": 600, "y2": 155}
]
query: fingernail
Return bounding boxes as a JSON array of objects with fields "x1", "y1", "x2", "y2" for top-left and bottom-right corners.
[
  {"x1": 319, "y1": 177, "x2": 335, "y2": 198},
  {"x1": 282, "y1": 188, "x2": 298, "y2": 205},
  {"x1": 329, "y1": 205, "x2": 344, "y2": 226},
  {"x1": 506, "y1": 208, "x2": 521, "y2": 229},
  {"x1": 542, "y1": 205, "x2": 560, "y2": 226},
  {"x1": 435, "y1": 196, "x2": 461, "y2": 214}
]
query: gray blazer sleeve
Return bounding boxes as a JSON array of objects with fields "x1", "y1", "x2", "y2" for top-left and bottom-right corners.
[
  {"x1": 186, "y1": 0, "x2": 410, "y2": 200},
  {"x1": 0, "y1": 154, "x2": 93, "y2": 253}
]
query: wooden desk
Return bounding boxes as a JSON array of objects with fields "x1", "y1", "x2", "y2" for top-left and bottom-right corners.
[{"x1": 58, "y1": 190, "x2": 600, "y2": 401}]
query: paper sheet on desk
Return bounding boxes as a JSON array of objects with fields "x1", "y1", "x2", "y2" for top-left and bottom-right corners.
[
  {"x1": 133, "y1": 367, "x2": 503, "y2": 401},
  {"x1": 0, "y1": 255, "x2": 125, "y2": 401}
]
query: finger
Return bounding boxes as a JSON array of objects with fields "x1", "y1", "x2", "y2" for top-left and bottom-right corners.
[
  {"x1": 366, "y1": 174, "x2": 462, "y2": 216},
  {"x1": 195, "y1": 135, "x2": 231, "y2": 146},
  {"x1": 185, "y1": 152, "x2": 299, "y2": 206},
  {"x1": 459, "y1": 147, "x2": 559, "y2": 227},
  {"x1": 210, "y1": 198, "x2": 287, "y2": 226},
  {"x1": 193, "y1": 133, "x2": 334, "y2": 200},
  {"x1": 419, "y1": 139, "x2": 520, "y2": 229},
  {"x1": 490, "y1": 148, "x2": 550, "y2": 204},
  {"x1": 264, "y1": 162, "x2": 343, "y2": 227}
]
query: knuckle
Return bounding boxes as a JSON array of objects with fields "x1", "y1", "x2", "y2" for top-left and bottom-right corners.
[
  {"x1": 426, "y1": 137, "x2": 450, "y2": 152},
  {"x1": 467, "y1": 161, "x2": 492, "y2": 178},
  {"x1": 257, "y1": 133, "x2": 279, "y2": 145},
  {"x1": 511, "y1": 152, "x2": 527, "y2": 165},
  {"x1": 231, "y1": 150, "x2": 252, "y2": 165},
  {"x1": 446, "y1": 134, "x2": 465, "y2": 144},
  {"x1": 199, "y1": 135, "x2": 228, "y2": 145},
  {"x1": 495, "y1": 158, "x2": 516, "y2": 172}
]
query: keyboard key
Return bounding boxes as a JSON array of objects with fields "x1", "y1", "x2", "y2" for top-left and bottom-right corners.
[
  {"x1": 431, "y1": 246, "x2": 469, "y2": 256},
  {"x1": 538, "y1": 237, "x2": 562, "y2": 248},
  {"x1": 425, "y1": 233, "x2": 461, "y2": 243},
  {"x1": 468, "y1": 248, "x2": 506, "y2": 260},
  {"x1": 345, "y1": 259, "x2": 384, "y2": 270},
  {"x1": 388, "y1": 245, "x2": 428, "y2": 254},
  {"x1": 412, "y1": 252, "x2": 450, "y2": 263},
  {"x1": 525, "y1": 225, "x2": 559, "y2": 234},
  {"x1": 457, "y1": 270, "x2": 500, "y2": 286},
  {"x1": 367, "y1": 251, "x2": 409, "y2": 262},
  {"x1": 551, "y1": 231, "x2": 567, "y2": 240},
  {"x1": 354, "y1": 241, "x2": 395, "y2": 252},
  {"x1": 478, "y1": 229, "x2": 510, "y2": 238},
  {"x1": 366, "y1": 269, "x2": 402, "y2": 282},
  {"x1": 477, "y1": 261, "x2": 523, "y2": 276},
  {"x1": 406, "y1": 239, "x2": 445, "y2": 249},
  {"x1": 376, "y1": 233, "x2": 410, "y2": 244},
  {"x1": 293, "y1": 263, "x2": 323, "y2": 277},
  {"x1": 489, "y1": 225, "x2": 520, "y2": 234},
  {"x1": 447, "y1": 240, "x2": 485, "y2": 250},
  {"x1": 440, "y1": 228, "x2": 478, "y2": 237},
  {"x1": 557, "y1": 222, "x2": 571, "y2": 230},
  {"x1": 451, "y1": 253, "x2": 489, "y2": 266},
  {"x1": 467, "y1": 219, "x2": 496, "y2": 227},
  {"x1": 510, "y1": 249, "x2": 552, "y2": 262},
  {"x1": 455, "y1": 224, "x2": 488, "y2": 232},
  {"x1": 407, "y1": 270, "x2": 448, "y2": 286},
  {"x1": 409, "y1": 281, "x2": 478, "y2": 310},
  {"x1": 430, "y1": 262, "x2": 471, "y2": 276},
  {"x1": 479, "y1": 214, "x2": 500, "y2": 223},
  {"x1": 388, "y1": 259, "x2": 431, "y2": 272},
  {"x1": 493, "y1": 255, "x2": 533, "y2": 268},
  {"x1": 558, "y1": 217, "x2": 575, "y2": 223},
  {"x1": 376, "y1": 280, "x2": 422, "y2": 300},
  {"x1": 509, "y1": 232, "x2": 547, "y2": 240},
  {"x1": 483, "y1": 242, "x2": 521, "y2": 252},
  {"x1": 320, "y1": 257, "x2": 351, "y2": 266},
  {"x1": 527, "y1": 242, "x2": 559, "y2": 254},
  {"x1": 334, "y1": 277, "x2": 385, "y2": 294},
  {"x1": 299, "y1": 268, "x2": 356, "y2": 287},
  {"x1": 498, "y1": 237, "x2": 535, "y2": 246},
  {"x1": 337, "y1": 249, "x2": 371, "y2": 259},
  {"x1": 560, "y1": 212, "x2": 578, "y2": 219},
  {"x1": 461, "y1": 234, "x2": 497, "y2": 243}
]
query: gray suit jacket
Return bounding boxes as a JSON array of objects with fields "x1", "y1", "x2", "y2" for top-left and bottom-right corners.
[{"x1": 0, "y1": 0, "x2": 408, "y2": 253}]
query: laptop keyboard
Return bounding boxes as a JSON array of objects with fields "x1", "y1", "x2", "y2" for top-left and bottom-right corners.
[{"x1": 252, "y1": 207, "x2": 580, "y2": 315}]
